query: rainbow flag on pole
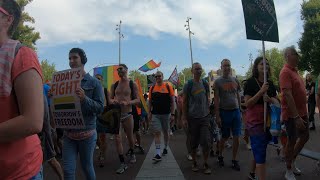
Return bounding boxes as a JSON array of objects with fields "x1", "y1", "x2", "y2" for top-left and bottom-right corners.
[
  {"x1": 94, "y1": 65, "x2": 120, "y2": 91},
  {"x1": 138, "y1": 59, "x2": 161, "y2": 72},
  {"x1": 135, "y1": 78, "x2": 149, "y2": 113}
]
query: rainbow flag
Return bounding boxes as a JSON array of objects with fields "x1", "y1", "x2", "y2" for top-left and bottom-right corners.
[
  {"x1": 94, "y1": 65, "x2": 120, "y2": 91},
  {"x1": 138, "y1": 59, "x2": 161, "y2": 72},
  {"x1": 135, "y1": 78, "x2": 149, "y2": 113}
]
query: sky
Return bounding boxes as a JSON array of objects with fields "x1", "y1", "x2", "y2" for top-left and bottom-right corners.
[{"x1": 25, "y1": 0, "x2": 304, "y2": 79}]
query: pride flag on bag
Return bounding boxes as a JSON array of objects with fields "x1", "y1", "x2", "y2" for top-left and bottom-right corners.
[
  {"x1": 138, "y1": 59, "x2": 161, "y2": 72},
  {"x1": 94, "y1": 65, "x2": 120, "y2": 91}
]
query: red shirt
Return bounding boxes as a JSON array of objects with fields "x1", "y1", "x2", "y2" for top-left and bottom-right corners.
[
  {"x1": 279, "y1": 64, "x2": 307, "y2": 121},
  {"x1": 0, "y1": 46, "x2": 43, "y2": 180}
]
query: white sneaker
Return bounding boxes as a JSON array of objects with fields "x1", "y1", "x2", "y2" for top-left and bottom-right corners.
[
  {"x1": 169, "y1": 130, "x2": 173, "y2": 136},
  {"x1": 246, "y1": 143, "x2": 252, "y2": 150},
  {"x1": 292, "y1": 163, "x2": 302, "y2": 175},
  {"x1": 285, "y1": 170, "x2": 296, "y2": 180},
  {"x1": 186, "y1": 154, "x2": 193, "y2": 161},
  {"x1": 225, "y1": 141, "x2": 232, "y2": 148}
]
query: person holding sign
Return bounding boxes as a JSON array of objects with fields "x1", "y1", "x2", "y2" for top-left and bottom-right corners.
[
  {"x1": 110, "y1": 64, "x2": 140, "y2": 174},
  {"x1": 280, "y1": 46, "x2": 309, "y2": 180},
  {"x1": 0, "y1": 1, "x2": 44, "y2": 180},
  {"x1": 244, "y1": 57, "x2": 279, "y2": 180},
  {"x1": 62, "y1": 48, "x2": 104, "y2": 180}
]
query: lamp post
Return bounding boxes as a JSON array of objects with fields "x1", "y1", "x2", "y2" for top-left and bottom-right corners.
[
  {"x1": 184, "y1": 17, "x2": 194, "y2": 66},
  {"x1": 116, "y1": 20, "x2": 124, "y2": 65}
]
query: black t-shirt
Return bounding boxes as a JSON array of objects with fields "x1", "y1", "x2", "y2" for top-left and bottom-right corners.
[
  {"x1": 244, "y1": 77, "x2": 277, "y2": 105},
  {"x1": 306, "y1": 82, "x2": 315, "y2": 102}
]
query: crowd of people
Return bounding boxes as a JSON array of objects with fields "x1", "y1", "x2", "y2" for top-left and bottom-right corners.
[{"x1": 0, "y1": 1, "x2": 318, "y2": 180}]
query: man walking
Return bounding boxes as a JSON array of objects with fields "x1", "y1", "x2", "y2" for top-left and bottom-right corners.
[
  {"x1": 182, "y1": 62, "x2": 212, "y2": 174},
  {"x1": 214, "y1": 59, "x2": 241, "y2": 171},
  {"x1": 110, "y1": 64, "x2": 140, "y2": 174},
  {"x1": 148, "y1": 71, "x2": 175, "y2": 161},
  {"x1": 280, "y1": 46, "x2": 309, "y2": 180}
]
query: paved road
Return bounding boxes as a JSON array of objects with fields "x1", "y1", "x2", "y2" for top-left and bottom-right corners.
[{"x1": 44, "y1": 118, "x2": 320, "y2": 180}]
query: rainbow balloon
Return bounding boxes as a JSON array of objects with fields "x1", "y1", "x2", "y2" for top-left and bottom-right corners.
[
  {"x1": 138, "y1": 59, "x2": 161, "y2": 72},
  {"x1": 94, "y1": 65, "x2": 120, "y2": 91}
]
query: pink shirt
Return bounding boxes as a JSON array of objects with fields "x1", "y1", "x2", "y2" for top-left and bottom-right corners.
[
  {"x1": 0, "y1": 46, "x2": 43, "y2": 180},
  {"x1": 279, "y1": 64, "x2": 307, "y2": 121}
]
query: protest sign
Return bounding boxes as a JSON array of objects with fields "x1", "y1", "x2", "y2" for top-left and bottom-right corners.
[
  {"x1": 242, "y1": 0, "x2": 279, "y2": 42},
  {"x1": 51, "y1": 68, "x2": 85, "y2": 129}
]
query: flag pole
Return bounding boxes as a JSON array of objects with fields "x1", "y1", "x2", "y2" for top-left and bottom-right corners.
[{"x1": 262, "y1": 40, "x2": 267, "y2": 132}]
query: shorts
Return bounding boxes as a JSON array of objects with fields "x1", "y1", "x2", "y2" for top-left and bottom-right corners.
[
  {"x1": 151, "y1": 114, "x2": 170, "y2": 133},
  {"x1": 284, "y1": 116, "x2": 309, "y2": 141},
  {"x1": 220, "y1": 109, "x2": 242, "y2": 138},
  {"x1": 250, "y1": 133, "x2": 269, "y2": 164},
  {"x1": 96, "y1": 118, "x2": 111, "y2": 134},
  {"x1": 188, "y1": 115, "x2": 211, "y2": 152}
]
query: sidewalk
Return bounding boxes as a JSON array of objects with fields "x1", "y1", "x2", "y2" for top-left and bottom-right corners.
[{"x1": 136, "y1": 141, "x2": 185, "y2": 180}]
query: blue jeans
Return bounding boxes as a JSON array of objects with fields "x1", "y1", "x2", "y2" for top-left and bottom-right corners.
[
  {"x1": 30, "y1": 166, "x2": 43, "y2": 180},
  {"x1": 62, "y1": 131, "x2": 97, "y2": 180}
]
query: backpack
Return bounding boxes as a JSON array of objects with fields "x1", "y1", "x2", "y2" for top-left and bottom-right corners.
[
  {"x1": 186, "y1": 79, "x2": 210, "y2": 97},
  {"x1": 186, "y1": 79, "x2": 210, "y2": 111}
]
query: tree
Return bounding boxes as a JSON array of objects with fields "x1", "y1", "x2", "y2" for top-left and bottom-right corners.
[
  {"x1": 41, "y1": 60, "x2": 57, "y2": 82},
  {"x1": 129, "y1": 70, "x2": 148, "y2": 93},
  {"x1": 298, "y1": 0, "x2": 320, "y2": 75},
  {"x1": 12, "y1": 0, "x2": 40, "y2": 50},
  {"x1": 177, "y1": 67, "x2": 206, "y2": 91}
]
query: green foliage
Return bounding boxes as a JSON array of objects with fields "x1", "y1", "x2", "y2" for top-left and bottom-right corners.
[
  {"x1": 177, "y1": 67, "x2": 206, "y2": 91},
  {"x1": 12, "y1": 0, "x2": 40, "y2": 50},
  {"x1": 298, "y1": 0, "x2": 320, "y2": 75},
  {"x1": 128, "y1": 70, "x2": 148, "y2": 93},
  {"x1": 41, "y1": 59, "x2": 56, "y2": 82}
]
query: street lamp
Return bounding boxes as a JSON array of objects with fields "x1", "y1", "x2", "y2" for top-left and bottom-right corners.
[
  {"x1": 184, "y1": 17, "x2": 194, "y2": 66},
  {"x1": 116, "y1": 20, "x2": 124, "y2": 65}
]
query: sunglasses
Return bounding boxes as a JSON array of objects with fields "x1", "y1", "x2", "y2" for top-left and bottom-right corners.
[
  {"x1": 155, "y1": 75, "x2": 162, "y2": 78},
  {"x1": 117, "y1": 67, "x2": 125, "y2": 71}
]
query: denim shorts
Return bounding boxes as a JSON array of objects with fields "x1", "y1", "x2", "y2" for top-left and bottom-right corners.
[
  {"x1": 250, "y1": 133, "x2": 269, "y2": 164},
  {"x1": 30, "y1": 166, "x2": 43, "y2": 180},
  {"x1": 220, "y1": 109, "x2": 242, "y2": 138}
]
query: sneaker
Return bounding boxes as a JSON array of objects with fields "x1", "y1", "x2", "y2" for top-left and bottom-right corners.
[
  {"x1": 152, "y1": 154, "x2": 162, "y2": 161},
  {"x1": 126, "y1": 149, "x2": 133, "y2": 156},
  {"x1": 292, "y1": 163, "x2": 301, "y2": 175},
  {"x1": 196, "y1": 149, "x2": 201, "y2": 156},
  {"x1": 225, "y1": 141, "x2": 232, "y2": 148},
  {"x1": 110, "y1": 135, "x2": 114, "y2": 140},
  {"x1": 129, "y1": 154, "x2": 136, "y2": 163},
  {"x1": 116, "y1": 163, "x2": 128, "y2": 174},
  {"x1": 192, "y1": 162, "x2": 199, "y2": 172},
  {"x1": 135, "y1": 144, "x2": 145, "y2": 154},
  {"x1": 246, "y1": 143, "x2": 252, "y2": 150},
  {"x1": 218, "y1": 156, "x2": 224, "y2": 167},
  {"x1": 162, "y1": 148, "x2": 168, "y2": 156},
  {"x1": 203, "y1": 163, "x2": 212, "y2": 174},
  {"x1": 285, "y1": 170, "x2": 296, "y2": 180},
  {"x1": 98, "y1": 153, "x2": 105, "y2": 168},
  {"x1": 232, "y1": 160, "x2": 240, "y2": 171},
  {"x1": 187, "y1": 154, "x2": 193, "y2": 161},
  {"x1": 248, "y1": 172, "x2": 256, "y2": 180}
]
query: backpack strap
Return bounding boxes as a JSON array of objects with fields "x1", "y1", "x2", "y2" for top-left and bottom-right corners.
[
  {"x1": 202, "y1": 79, "x2": 210, "y2": 97},
  {"x1": 166, "y1": 83, "x2": 171, "y2": 94},
  {"x1": 114, "y1": 80, "x2": 135, "y2": 100}
]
